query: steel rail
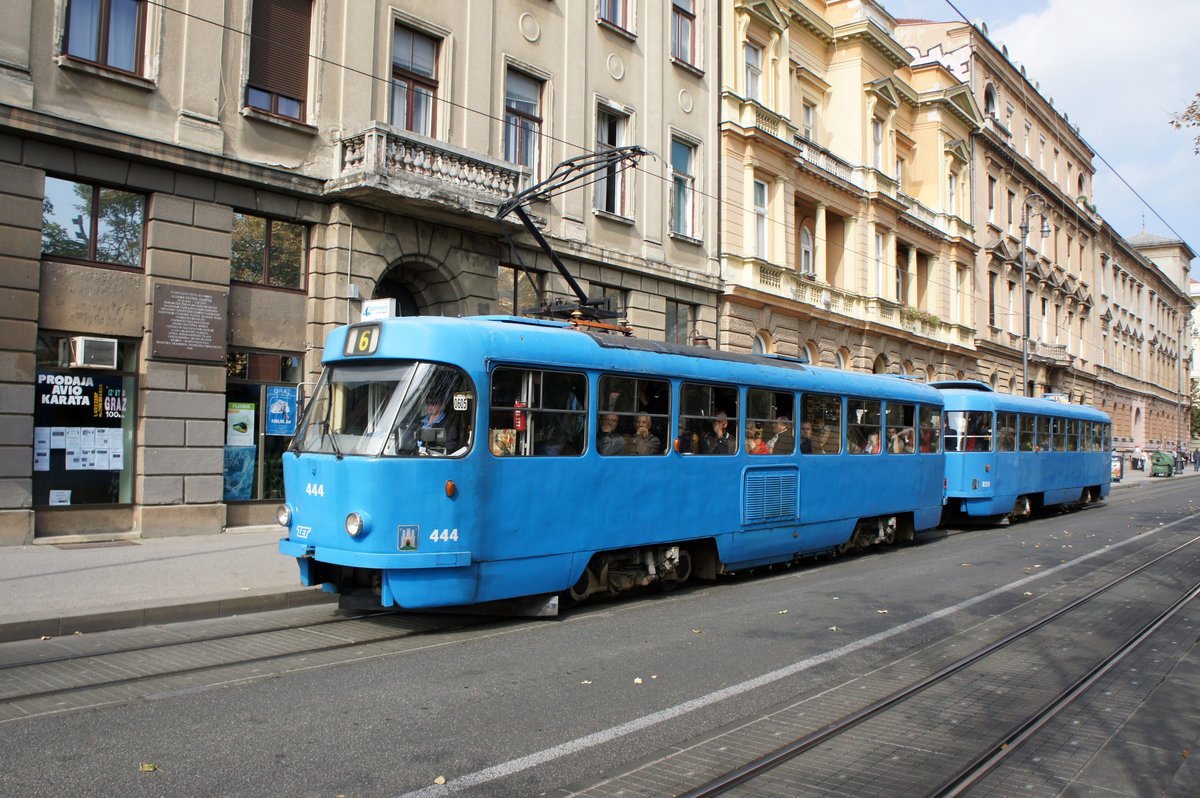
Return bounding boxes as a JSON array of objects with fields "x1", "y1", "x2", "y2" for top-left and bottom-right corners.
[{"x1": 676, "y1": 533, "x2": 1200, "y2": 798}]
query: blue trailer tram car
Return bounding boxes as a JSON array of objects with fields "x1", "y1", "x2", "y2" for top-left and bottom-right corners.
[
  {"x1": 933, "y1": 381, "x2": 1112, "y2": 521},
  {"x1": 277, "y1": 315, "x2": 947, "y2": 614}
]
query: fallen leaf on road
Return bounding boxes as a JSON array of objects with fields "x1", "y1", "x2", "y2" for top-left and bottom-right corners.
[
  {"x1": 581, "y1": 680, "x2": 592, "y2": 685},
  {"x1": 877, "y1": 609, "x2": 888, "y2": 614},
  {"x1": 778, "y1": 609, "x2": 789, "y2": 614},
  {"x1": 829, "y1": 626, "x2": 839, "y2": 632},
  {"x1": 138, "y1": 763, "x2": 159, "y2": 773},
  {"x1": 434, "y1": 775, "x2": 446, "y2": 785},
  {"x1": 633, "y1": 677, "x2": 644, "y2": 685}
]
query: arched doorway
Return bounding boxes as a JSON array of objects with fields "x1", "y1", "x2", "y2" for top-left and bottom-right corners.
[{"x1": 374, "y1": 271, "x2": 421, "y2": 316}]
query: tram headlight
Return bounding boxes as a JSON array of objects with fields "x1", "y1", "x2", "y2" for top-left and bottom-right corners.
[
  {"x1": 276, "y1": 504, "x2": 292, "y2": 527},
  {"x1": 345, "y1": 511, "x2": 371, "y2": 537}
]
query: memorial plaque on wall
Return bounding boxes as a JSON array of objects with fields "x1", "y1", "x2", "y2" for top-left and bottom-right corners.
[{"x1": 151, "y1": 284, "x2": 228, "y2": 361}]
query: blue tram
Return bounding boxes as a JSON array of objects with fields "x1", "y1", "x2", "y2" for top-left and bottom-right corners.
[
  {"x1": 276, "y1": 315, "x2": 947, "y2": 613},
  {"x1": 933, "y1": 381, "x2": 1112, "y2": 520}
]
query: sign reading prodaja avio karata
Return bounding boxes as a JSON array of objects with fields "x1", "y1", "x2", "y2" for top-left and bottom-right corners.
[{"x1": 32, "y1": 371, "x2": 132, "y2": 505}]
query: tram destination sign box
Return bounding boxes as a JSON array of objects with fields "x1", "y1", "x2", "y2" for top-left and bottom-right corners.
[{"x1": 151, "y1": 284, "x2": 228, "y2": 362}]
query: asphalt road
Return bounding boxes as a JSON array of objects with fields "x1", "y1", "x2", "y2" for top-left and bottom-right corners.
[{"x1": 2, "y1": 481, "x2": 1197, "y2": 797}]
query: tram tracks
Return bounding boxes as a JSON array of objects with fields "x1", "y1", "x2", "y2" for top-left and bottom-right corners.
[
  {"x1": 675, "y1": 534, "x2": 1200, "y2": 798},
  {"x1": 0, "y1": 609, "x2": 492, "y2": 722}
]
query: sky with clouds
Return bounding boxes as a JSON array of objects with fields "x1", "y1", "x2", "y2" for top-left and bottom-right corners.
[{"x1": 882, "y1": 0, "x2": 1200, "y2": 268}]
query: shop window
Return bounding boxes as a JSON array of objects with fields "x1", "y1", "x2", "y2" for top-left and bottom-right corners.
[
  {"x1": 32, "y1": 332, "x2": 137, "y2": 506},
  {"x1": 223, "y1": 350, "x2": 303, "y2": 501},
  {"x1": 42, "y1": 176, "x2": 144, "y2": 268},
  {"x1": 231, "y1": 213, "x2": 306, "y2": 289}
]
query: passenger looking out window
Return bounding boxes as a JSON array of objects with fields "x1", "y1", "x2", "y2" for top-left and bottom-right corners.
[
  {"x1": 596, "y1": 375, "x2": 669, "y2": 456},
  {"x1": 886, "y1": 403, "x2": 916, "y2": 454},
  {"x1": 945, "y1": 411, "x2": 992, "y2": 452},
  {"x1": 918, "y1": 406, "x2": 942, "y2": 453},
  {"x1": 747, "y1": 389, "x2": 794, "y2": 455},
  {"x1": 847, "y1": 399, "x2": 882, "y2": 454},
  {"x1": 679, "y1": 383, "x2": 737, "y2": 455},
  {"x1": 801, "y1": 394, "x2": 841, "y2": 454}
]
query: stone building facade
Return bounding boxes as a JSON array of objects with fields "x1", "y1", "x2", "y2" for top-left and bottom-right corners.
[
  {"x1": 0, "y1": 0, "x2": 719, "y2": 544},
  {"x1": 718, "y1": 0, "x2": 982, "y2": 380},
  {"x1": 895, "y1": 16, "x2": 1194, "y2": 451}
]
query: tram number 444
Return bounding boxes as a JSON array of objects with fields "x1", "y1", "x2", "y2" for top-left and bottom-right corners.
[
  {"x1": 430, "y1": 529, "x2": 459, "y2": 542},
  {"x1": 305, "y1": 483, "x2": 325, "y2": 497}
]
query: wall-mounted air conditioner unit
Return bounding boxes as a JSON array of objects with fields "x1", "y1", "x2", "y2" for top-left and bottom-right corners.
[{"x1": 68, "y1": 337, "x2": 119, "y2": 369}]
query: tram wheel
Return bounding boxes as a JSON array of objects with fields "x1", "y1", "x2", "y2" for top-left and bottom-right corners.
[
  {"x1": 569, "y1": 565, "x2": 597, "y2": 602},
  {"x1": 1011, "y1": 495, "x2": 1032, "y2": 521},
  {"x1": 661, "y1": 548, "x2": 692, "y2": 591}
]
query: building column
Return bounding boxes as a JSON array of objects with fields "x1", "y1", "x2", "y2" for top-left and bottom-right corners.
[
  {"x1": 814, "y1": 202, "x2": 827, "y2": 283},
  {"x1": 906, "y1": 245, "x2": 918, "y2": 309},
  {"x1": 864, "y1": 219, "x2": 876, "y2": 295},
  {"x1": 884, "y1": 228, "x2": 897, "y2": 301}
]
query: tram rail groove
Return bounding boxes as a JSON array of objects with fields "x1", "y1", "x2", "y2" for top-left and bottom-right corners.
[
  {"x1": 0, "y1": 610, "x2": 487, "y2": 711},
  {"x1": 932, "y1": 578, "x2": 1200, "y2": 798},
  {"x1": 675, "y1": 534, "x2": 1200, "y2": 798},
  {"x1": 0, "y1": 609, "x2": 388, "y2": 672}
]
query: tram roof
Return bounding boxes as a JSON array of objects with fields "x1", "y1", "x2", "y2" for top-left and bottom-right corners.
[
  {"x1": 932, "y1": 382, "x2": 1110, "y2": 421},
  {"x1": 323, "y1": 316, "x2": 943, "y2": 403}
]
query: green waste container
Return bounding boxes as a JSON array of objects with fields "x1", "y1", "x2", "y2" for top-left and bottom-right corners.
[{"x1": 1148, "y1": 450, "x2": 1174, "y2": 477}]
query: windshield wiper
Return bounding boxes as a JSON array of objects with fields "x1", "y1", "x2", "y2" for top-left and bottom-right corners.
[{"x1": 323, "y1": 420, "x2": 344, "y2": 460}]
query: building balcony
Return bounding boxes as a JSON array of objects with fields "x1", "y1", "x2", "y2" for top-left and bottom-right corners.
[
  {"x1": 792, "y1": 135, "x2": 854, "y2": 184},
  {"x1": 327, "y1": 123, "x2": 525, "y2": 220},
  {"x1": 1031, "y1": 340, "x2": 1073, "y2": 367},
  {"x1": 726, "y1": 252, "x2": 978, "y2": 351}
]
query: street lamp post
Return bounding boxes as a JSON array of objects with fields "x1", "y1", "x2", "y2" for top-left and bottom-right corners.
[{"x1": 1019, "y1": 193, "x2": 1050, "y2": 397}]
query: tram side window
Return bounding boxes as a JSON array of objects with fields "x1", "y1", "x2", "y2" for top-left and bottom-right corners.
[
  {"x1": 918, "y1": 406, "x2": 941, "y2": 453},
  {"x1": 945, "y1": 411, "x2": 992, "y2": 452},
  {"x1": 847, "y1": 399, "x2": 882, "y2": 454},
  {"x1": 597, "y1": 375, "x2": 670, "y2": 456},
  {"x1": 679, "y1": 383, "x2": 738, "y2": 455},
  {"x1": 1067, "y1": 419, "x2": 1081, "y2": 451},
  {"x1": 1080, "y1": 421, "x2": 1093, "y2": 452},
  {"x1": 747, "y1": 389, "x2": 795, "y2": 455},
  {"x1": 996, "y1": 412, "x2": 1017, "y2": 452},
  {"x1": 1036, "y1": 416, "x2": 1051, "y2": 452},
  {"x1": 1052, "y1": 417, "x2": 1067, "y2": 451},
  {"x1": 489, "y1": 368, "x2": 586, "y2": 456},
  {"x1": 885, "y1": 403, "x2": 915, "y2": 454},
  {"x1": 1102, "y1": 423, "x2": 1111, "y2": 450},
  {"x1": 1018, "y1": 413, "x2": 1035, "y2": 452},
  {"x1": 801, "y1": 394, "x2": 841, "y2": 454}
]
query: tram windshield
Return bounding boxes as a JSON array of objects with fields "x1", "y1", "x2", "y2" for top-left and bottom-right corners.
[{"x1": 294, "y1": 361, "x2": 474, "y2": 457}]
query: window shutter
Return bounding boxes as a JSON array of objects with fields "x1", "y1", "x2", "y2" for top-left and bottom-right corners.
[{"x1": 247, "y1": 0, "x2": 312, "y2": 102}]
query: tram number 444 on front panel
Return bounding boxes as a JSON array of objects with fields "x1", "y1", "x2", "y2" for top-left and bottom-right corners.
[
  {"x1": 431, "y1": 529, "x2": 459, "y2": 542},
  {"x1": 305, "y1": 483, "x2": 325, "y2": 497}
]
